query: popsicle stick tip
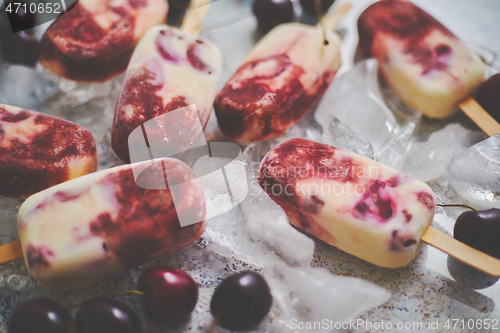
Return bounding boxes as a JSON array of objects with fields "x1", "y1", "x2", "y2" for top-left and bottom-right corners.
[
  {"x1": 316, "y1": 2, "x2": 352, "y2": 31},
  {"x1": 458, "y1": 97, "x2": 500, "y2": 137},
  {"x1": 421, "y1": 226, "x2": 500, "y2": 277},
  {"x1": 180, "y1": 0, "x2": 212, "y2": 36},
  {"x1": 0, "y1": 240, "x2": 24, "y2": 265}
]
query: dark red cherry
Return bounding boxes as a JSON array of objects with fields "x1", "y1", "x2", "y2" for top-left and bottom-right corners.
[
  {"x1": 454, "y1": 208, "x2": 500, "y2": 259},
  {"x1": 252, "y1": 0, "x2": 294, "y2": 34},
  {"x1": 7, "y1": 297, "x2": 76, "y2": 333},
  {"x1": 210, "y1": 271, "x2": 272, "y2": 331},
  {"x1": 299, "y1": 0, "x2": 336, "y2": 15},
  {"x1": 75, "y1": 297, "x2": 141, "y2": 333},
  {"x1": 476, "y1": 73, "x2": 500, "y2": 124},
  {"x1": 137, "y1": 266, "x2": 198, "y2": 325},
  {"x1": 1, "y1": 30, "x2": 40, "y2": 66}
]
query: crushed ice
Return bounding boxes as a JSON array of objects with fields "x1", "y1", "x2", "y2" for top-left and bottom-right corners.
[
  {"x1": 445, "y1": 134, "x2": 500, "y2": 208},
  {"x1": 399, "y1": 123, "x2": 485, "y2": 182},
  {"x1": 194, "y1": 156, "x2": 315, "y2": 268},
  {"x1": 264, "y1": 266, "x2": 391, "y2": 333}
]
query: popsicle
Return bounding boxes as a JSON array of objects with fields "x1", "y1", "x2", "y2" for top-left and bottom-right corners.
[
  {"x1": 12, "y1": 158, "x2": 205, "y2": 291},
  {"x1": 213, "y1": 3, "x2": 351, "y2": 143},
  {"x1": 259, "y1": 138, "x2": 500, "y2": 274},
  {"x1": 259, "y1": 137, "x2": 435, "y2": 267},
  {"x1": 112, "y1": 24, "x2": 223, "y2": 163},
  {"x1": 0, "y1": 103, "x2": 97, "y2": 199},
  {"x1": 357, "y1": 0, "x2": 487, "y2": 119},
  {"x1": 40, "y1": 0, "x2": 169, "y2": 82}
]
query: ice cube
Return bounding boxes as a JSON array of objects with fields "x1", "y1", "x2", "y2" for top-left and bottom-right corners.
[
  {"x1": 314, "y1": 59, "x2": 399, "y2": 154},
  {"x1": 0, "y1": 197, "x2": 22, "y2": 243},
  {"x1": 243, "y1": 110, "x2": 323, "y2": 174},
  {"x1": 0, "y1": 260, "x2": 35, "y2": 292},
  {"x1": 375, "y1": 112, "x2": 421, "y2": 168},
  {"x1": 37, "y1": 65, "x2": 122, "y2": 107},
  {"x1": 195, "y1": 156, "x2": 315, "y2": 267},
  {"x1": 400, "y1": 123, "x2": 485, "y2": 182},
  {"x1": 241, "y1": 177, "x2": 315, "y2": 267},
  {"x1": 263, "y1": 266, "x2": 390, "y2": 333},
  {"x1": 0, "y1": 64, "x2": 58, "y2": 109},
  {"x1": 322, "y1": 115, "x2": 374, "y2": 158},
  {"x1": 243, "y1": 110, "x2": 373, "y2": 174},
  {"x1": 445, "y1": 134, "x2": 500, "y2": 208}
]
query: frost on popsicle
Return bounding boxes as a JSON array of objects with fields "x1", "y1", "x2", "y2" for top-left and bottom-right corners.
[
  {"x1": 0, "y1": 103, "x2": 97, "y2": 199},
  {"x1": 40, "y1": 0, "x2": 169, "y2": 82},
  {"x1": 17, "y1": 158, "x2": 206, "y2": 291},
  {"x1": 258, "y1": 138, "x2": 435, "y2": 268}
]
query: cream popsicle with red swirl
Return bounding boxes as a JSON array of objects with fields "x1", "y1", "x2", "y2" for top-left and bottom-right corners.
[
  {"x1": 112, "y1": 25, "x2": 223, "y2": 163},
  {"x1": 258, "y1": 138, "x2": 435, "y2": 268},
  {"x1": 0, "y1": 103, "x2": 97, "y2": 199},
  {"x1": 40, "y1": 0, "x2": 169, "y2": 82},
  {"x1": 17, "y1": 158, "x2": 206, "y2": 291},
  {"x1": 357, "y1": 0, "x2": 484, "y2": 119},
  {"x1": 214, "y1": 23, "x2": 342, "y2": 143}
]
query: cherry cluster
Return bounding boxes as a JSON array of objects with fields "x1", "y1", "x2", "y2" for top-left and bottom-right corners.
[{"x1": 7, "y1": 267, "x2": 272, "y2": 333}]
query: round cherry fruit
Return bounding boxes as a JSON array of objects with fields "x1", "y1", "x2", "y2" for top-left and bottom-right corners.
[
  {"x1": 75, "y1": 297, "x2": 141, "y2": 333},
  {"x1": 454, "y1": 208, "x2": 500, "y2": 259},
  {"x1": 7, "y1": 297, "x2": 76, "y2": 333},
  {"x1": 476, "y1": 73, "x2": 500, "y2": 124},
  {"x1": 1, "y1": 31, "x2": 40, "y2": 66},
  {"x1": 210, "y1": 271, "x2": 272, "y2": 331},
  {"x1": 252, "y1": 0, "x2": 294, "y2": 34},
  {"x1": 3, "y1": 0, "x2": 36, "y2": 32},
  {"x1": 138, "y1": 266, "x2": 198, "y2": 325},
  {"x1": 299, "y1": 0, "x2": 335, "y2": 15}
]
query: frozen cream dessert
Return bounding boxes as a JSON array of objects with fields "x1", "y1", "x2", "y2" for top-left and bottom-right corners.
[
  {"x1": 112, "y1": 26, "x2": 223, "y2": 163},
  {"x1": 357, "y1": 0, "x2": 484, "y2": 118},
  {"x1": 259, "y1": 138, "x2": 436, "y2": 267},
  {"x1": 17, "y1": 158, "x2": 206, "y2": 291},
  {"x1": 40, "y1": 0, "x2": 169, "y2": 82},
  {"x1": 214, "y1": 23, "x2": 342, "y2": 142},
  {"x1": 0, "y1": 103, "x2": 97, "y2": 198}
]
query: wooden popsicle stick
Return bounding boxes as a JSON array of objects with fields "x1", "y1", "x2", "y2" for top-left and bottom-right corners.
[
  {"x1": 458, "y1": 97, "x2": 500, "y2": 137},
  {"x1": 0, "y1": 240, "x2": 23, "y2": 265},
  {"x1": 318, "y1": 2, "x2": 352, "y2": 31},
  {"x1": 421, "y1": 226, "x2": 500, "y2": 276},
  {"x1": 180, "y1": 0, "x2": 212, "y2": 36}
]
